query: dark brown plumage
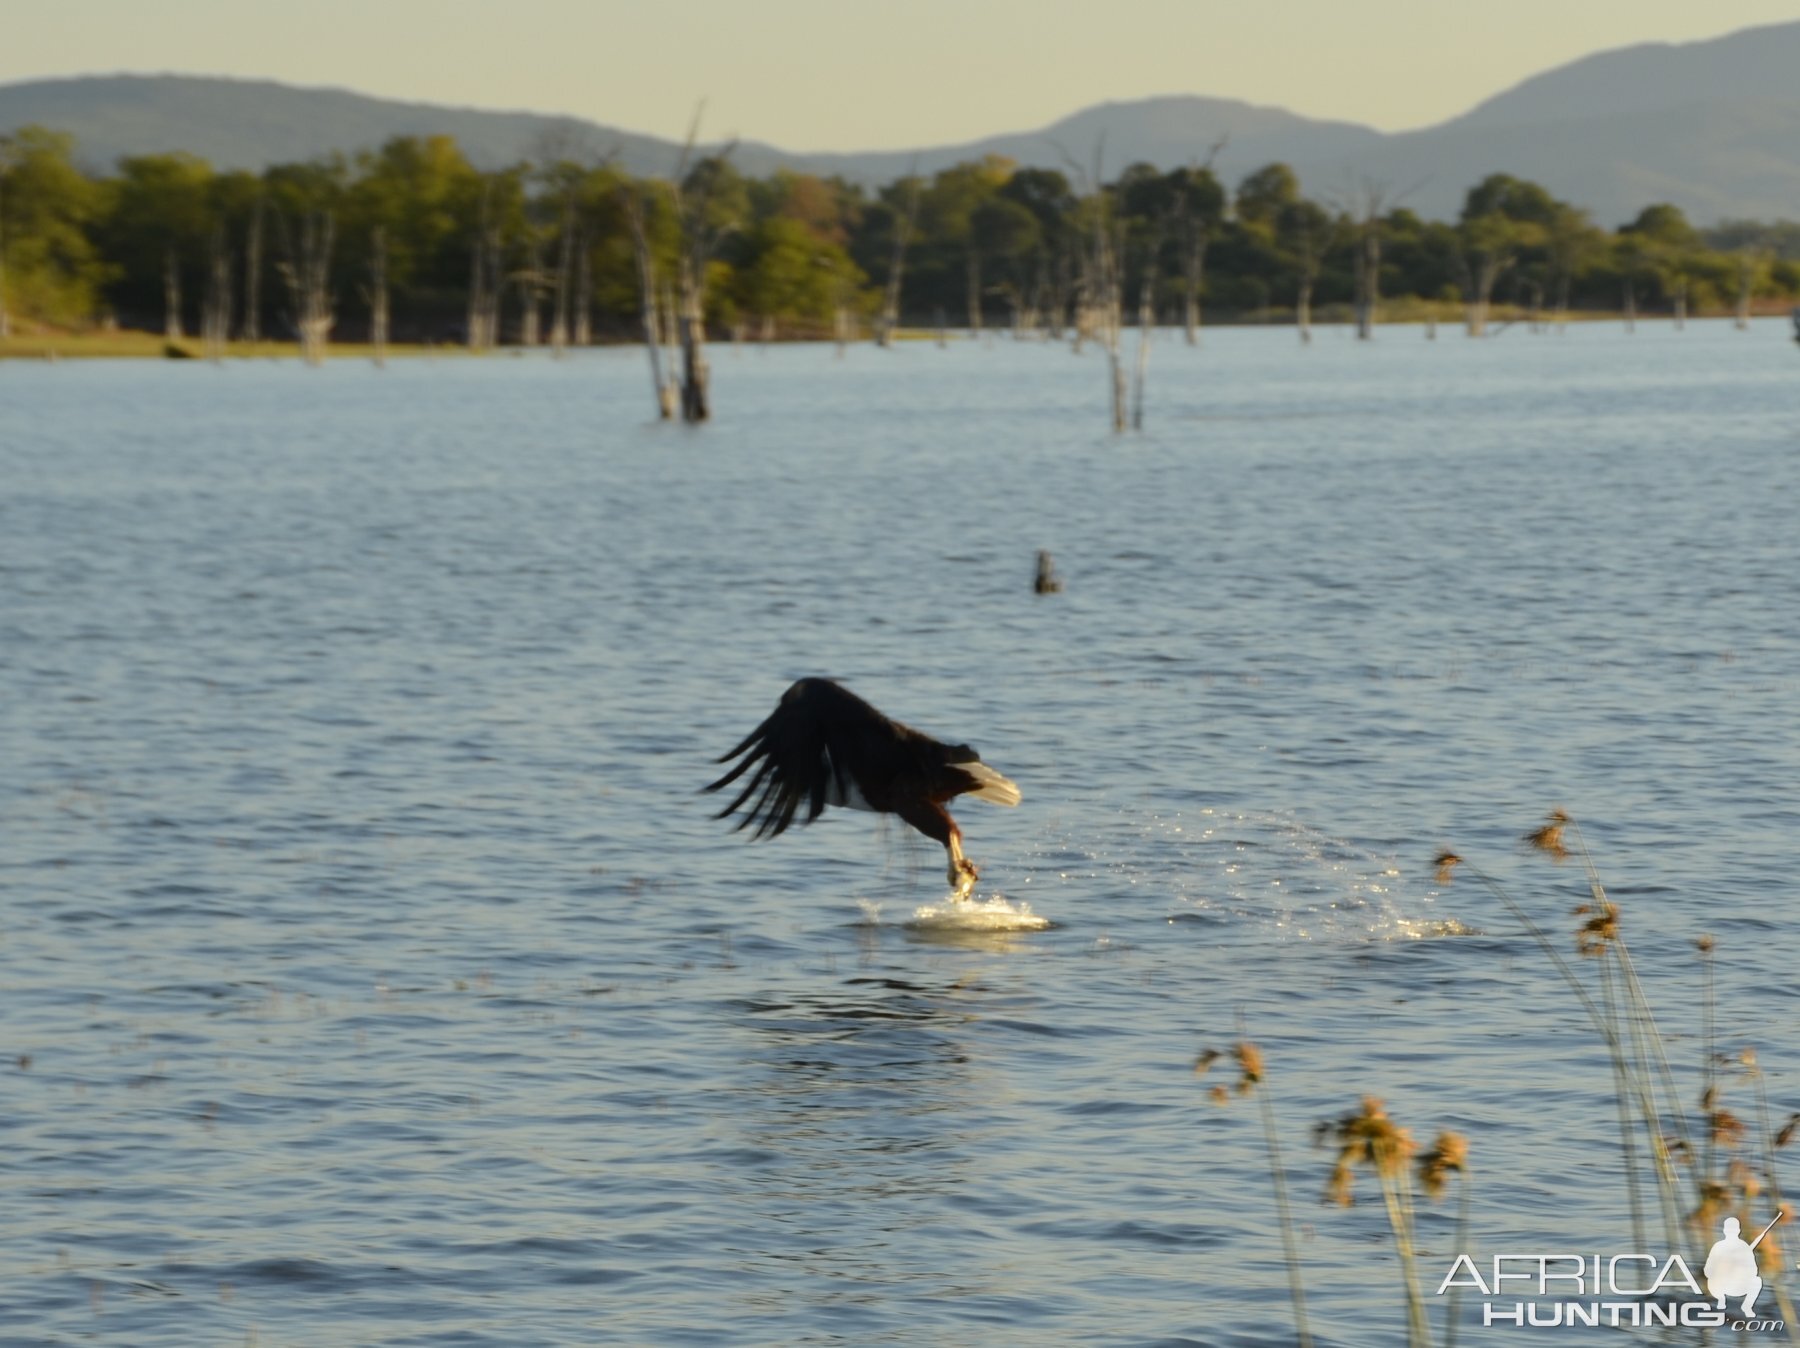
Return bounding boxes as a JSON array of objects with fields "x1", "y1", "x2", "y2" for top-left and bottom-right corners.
[{"x1": 704, "y1": 678, "x2": 1019, "y2": 897}]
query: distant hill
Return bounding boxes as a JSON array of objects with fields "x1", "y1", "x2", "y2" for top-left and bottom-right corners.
[{"x1": 6, "y1": 22, "x2": 1800, "y2": 225}]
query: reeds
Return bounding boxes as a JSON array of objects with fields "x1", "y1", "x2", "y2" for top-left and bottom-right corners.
[
  {"x1": 1201, "y1": 1038, "x2": 1471, "y2": 1348},
  {"x1": 1439, "y1": 808, "x2": 1797, "y2": 1329},
  {"x1": 1204, "y1": 809, "x2": 1793, "y2": 1343},
  {"x1": 1198, "y1": 1037, "x2": 1313, "y2": 1348}
]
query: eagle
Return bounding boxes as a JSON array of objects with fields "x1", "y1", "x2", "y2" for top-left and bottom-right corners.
[{"x1": 705, "y1": 678, "x2": 1021, "y2": 899}]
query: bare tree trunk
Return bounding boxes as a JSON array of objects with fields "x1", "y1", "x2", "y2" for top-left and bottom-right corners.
[
  {"x1": 877, "y1": 176, "x2": 919, "y2": 348},
  {"x1": 164, "y1": 246, "x2": 184, "y2": 342},
  {"x1": 243, "y1": 198, "x2": 263, "y2": 345},
  {"x1": 623, "y1": 186, "x2": 674, "y2": 418},
  {"x1": 966, "y1": 249, "x2": 982, "y2": 337},
  {"x1": 1354, "y1": 224, "x2": 1380, "y2": 340},
  {"x1": 203, "y1": 222, "x2": 230, "y2": 362},
  {"x1": 1131, "y1": 259, "x2": 1153, "y2": 430},
  {"x1": 659, "y1": 281, "x2": 680, "y2": 408},
  {"x1": 550, "y1": 200, "x2": 574, "y2": 357},
  {"x1": 481, "y1": 223, "x2": 502, "y2": 349},
  {"x1": 1046, "y1": 250, "x2": 1070, "y2": 341},
  {"x1": 1462, "y1": 254, "x2": 1508, "y2": 337},
  {"x1": 676, "y1": 253, "x2": 709, "y2": 422},
  {"x1": 1182, "y1": 233, "x2": 1208, "y2": 345},
  {"x1": 573, "y1": 226, "x2": 593, "y2": 347},
  {"x1": 367, "y1": 224, "x2": 389, "y2": 368},
  {"x1": 468, "y1": 188, "x2": 490, "y2": 353},
  {"x1": 1088, "y1": 211, "x2": 1126, "y2": 433},
  {"x1": 519, "y1": 234, "x2": 542, "y2": 348},
  {"x1": 279, "y1": 211, "x2": 335, "y2": 366}
]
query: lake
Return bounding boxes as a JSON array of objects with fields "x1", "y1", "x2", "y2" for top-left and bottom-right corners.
[{"x1": 3, "y1": 319, "x2": 1798, "y2": 1345}]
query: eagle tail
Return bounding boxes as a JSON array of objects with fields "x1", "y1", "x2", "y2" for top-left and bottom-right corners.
[{"x1": 959, "y1": 760, "x2": 1021, "y2": 806}]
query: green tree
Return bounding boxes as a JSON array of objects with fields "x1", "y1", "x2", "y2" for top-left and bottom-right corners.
[
  {"x1": 101, "y1": 151, "x2": 216, "y2": 336},
  {"x1": 1621, "y1": 203, "x2": 1701, "y2": 323},
  {"x1": 1235, "y1": 163, "x2": 1300, "y2": 238},
  {"x1": 0, "y1": 126, "x2": 109, "y2": 329},
  {"x1": 919, "y1": 156, "x2": 1010, "y2": 332}
]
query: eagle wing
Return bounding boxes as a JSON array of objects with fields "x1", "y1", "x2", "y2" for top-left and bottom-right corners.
[{"x1": 704, "y1": 679, "x2": 891, "y2": 839}]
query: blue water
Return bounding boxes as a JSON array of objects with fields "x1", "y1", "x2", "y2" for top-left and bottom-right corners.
[{"x1": 2, "y1": 321, "x2": 1798, "y2": 1345}]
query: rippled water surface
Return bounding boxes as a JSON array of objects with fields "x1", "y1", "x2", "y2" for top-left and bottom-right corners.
[{"x1": 4, "y1": 322, "x2": 1799, "y2": 1345}]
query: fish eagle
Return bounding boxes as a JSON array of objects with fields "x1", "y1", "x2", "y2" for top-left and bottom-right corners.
[{"x1": 705, "y1": 677, "x2": 1021, "y2": 899}]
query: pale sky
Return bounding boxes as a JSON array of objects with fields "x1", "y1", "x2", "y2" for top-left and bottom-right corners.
[{"x1": 4, "y1": 0, "x2": 1796, "y2": 150}]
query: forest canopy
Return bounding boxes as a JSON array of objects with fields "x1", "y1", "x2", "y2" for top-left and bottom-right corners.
[{"x1": 2, "y1": 124, "x2": 1797, "y2": 343}]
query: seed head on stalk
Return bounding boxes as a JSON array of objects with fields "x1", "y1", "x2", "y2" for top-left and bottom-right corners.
[
  {"x1": 1320, "y1": 1096, "x2": 1415, "y2": 1207},
  {"x1": 1418, "y1": 1132, "x2": 1469, "y2": 1200},
  {"x1": 1524, "y1": 809, "x2": 1571, "y2": 862}
]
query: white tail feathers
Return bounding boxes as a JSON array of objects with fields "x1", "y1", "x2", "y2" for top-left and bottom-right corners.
[{"x1": 961, "y1": 760, "x2": 1021, "y2": 806}]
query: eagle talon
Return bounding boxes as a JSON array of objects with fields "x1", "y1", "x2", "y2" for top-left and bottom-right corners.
[{"x1": 950, "y1": 858, "x2": 979, "y2": 902}]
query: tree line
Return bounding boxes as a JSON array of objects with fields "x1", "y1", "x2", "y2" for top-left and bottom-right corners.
[{"x1": 4, "y1": 122, "x2": 1799, "y2": 356}]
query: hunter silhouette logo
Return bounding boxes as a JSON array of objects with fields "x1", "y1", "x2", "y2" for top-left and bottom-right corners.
[{"x1": 1705, "y1": 1215, "x2": 1778, "y2": 1318}]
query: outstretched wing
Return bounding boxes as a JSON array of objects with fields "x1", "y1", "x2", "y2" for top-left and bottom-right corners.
[{"x1": 703, "y1": 679, "x2": 883, "y2": 839}]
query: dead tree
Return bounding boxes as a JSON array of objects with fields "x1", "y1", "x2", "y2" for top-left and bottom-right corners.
[
  {"x1": 1131, "y1": 222, "x2": 1162, "y2": 430},
  {"x1": 659, "y1": 279, "x2": 681, "y2": 405},
  {"x1": 1353, "y1": 216, "x2": 1380, "y2": 340},
  {"x1": 164, "y1": 245, "x2": 184, "y2": 342},
  {"x1": 466, "y1": 184, "x2": 503, "y2": 352},
  {"x1": 833, "y1": 280, "x2": 853, "y2": 356},
  {"x1": 517, "y1": 230, "x2": 544, "y2": 347},
  {"x1": 1064, "y1": 141, "x2": 1130, "y2": 430},
  {"x1": 202, "y1": 222, "x2": 230, "y2": 362},
  {"x1": 364, "y1": 225, "x2": 390, "y2": 368},
  {"x1": 1735, "y1": 245, "x2": 1768, "y2": 330},
  {"x1": 667, "y1": 117, "x2": 739, "y2": 423},
  {"x1": 1099, "y1": 218, "x2": 1126, "y2": 432},
  {"x1": 877, "y1": 169, "x2": 920, "y2": 348},
  {"x1": 276, "y1": 210, "x2": 335, "y2": 366},
  {"x1": 1130, "y1": 268, "x2": 1152, "y2": 429},
  {"x1": 573, "y1": 224, "x2": 593, "y2": 347},
  {"x1": 623, "y1": 182, "x2": 678, "y2": 417},
  {"x1": 1456, "y1": 228, "x2": 1515, "y2": 337},
  {"x1": 1289, "y1": 209, "x2": 1339, "y2": 345},
  {"x1": 242, "y1": 197, "x2": 264, "y2": 345},
  {"x1": 966, "y1": 248, "x2": 983, "y2": 338},
  {"x1": 1072, "y1": 165, "x2": 1128, "y2": 431},
  {"x1": 1175, "y1": 136, "x2": 1227, "y2": 345},
  {"x1": 550, "y1": 196, "x2": 575, "y2": 357},
  {"x1": 1338, "y1": 181, "x2": 1395, "y2": 341}
]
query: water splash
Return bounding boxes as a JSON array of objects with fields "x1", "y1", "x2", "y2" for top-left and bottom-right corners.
[
  {"x1": 1021, "y1": 804, "x2": 1477, "y2": 942},
  {"x1": 906, "y1": 892, "x2": 1052, "y2": 933}
]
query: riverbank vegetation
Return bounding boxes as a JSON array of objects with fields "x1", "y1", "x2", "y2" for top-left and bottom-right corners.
[{"x1": 4, "y1": 123, "x2": 1799, "y2": 351}]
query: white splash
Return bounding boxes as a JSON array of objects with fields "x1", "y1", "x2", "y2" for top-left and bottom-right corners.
[{"x1": 906, "y1": 892, "x2": 1052, "y2": 932}]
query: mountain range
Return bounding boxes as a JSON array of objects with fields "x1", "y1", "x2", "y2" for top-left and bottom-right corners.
[{"x1": 4, "y1": 21, "x2": 1799, "y2": 227}]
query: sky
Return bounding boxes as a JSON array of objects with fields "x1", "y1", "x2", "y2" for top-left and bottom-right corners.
[{"x1": 3, "y1": 0, "x2": 1797, "y2": 150}]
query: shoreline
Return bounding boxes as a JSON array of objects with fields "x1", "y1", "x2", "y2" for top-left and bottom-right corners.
[{"x1": 4, "y1": 305, "x2": 1794, "y2": 361}]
